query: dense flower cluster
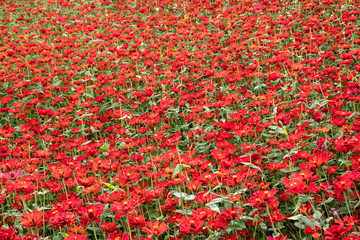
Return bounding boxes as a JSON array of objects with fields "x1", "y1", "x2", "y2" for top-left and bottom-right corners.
[{"x1": 1, "y1": 0, "x2": 360, "y2": 239}]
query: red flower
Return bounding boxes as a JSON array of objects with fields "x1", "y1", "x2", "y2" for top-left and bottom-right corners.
[
  {"x1": 68, "y1": 225, "x2": 88, "y2": 235},
  {"x1": 5, "y1": 179, "x2": 34, "y2": 194},
  {"x1": 128, "y1": 213, "x2": 146, "y2": 228},
  {"x1": 324, "y1": 224, "x2": 348, "y2": 239},
  {"x1": 106, "y1": 231, "x2": 130, "y2": 240},
  {"x1": 115, "y1": 170, "x2": 142, "y2": 186},
  {"x1": 65, "y1": 234, "x2": 88, "y2": 240},
  {"x1": 267, "y1": 235, "x2": 290, "y2": 240},
  {"x1": 191, "y1": 208, "x2": 215, "y2": 221},
  {"x1": 49, "y1": 164, "x2": 73, "y2": 180},
  {"x1": 194, "y1": 192, "x2": 217, "y2": 204},
  {"x1": 207, "y1": 219, "x2": 229, "y2": 230},
  {"x1": 0, "y1": 194, "x2": 7, "y2": 205},
  {"x1": 110, "y1": 197, "x2": 141, "y2": 220},
  {"x1": 60, "y1": 196, "x2": 84, "y2": 212},
  {"x1": 179, "y1": 217, "x2": 204, "y2": 236},
  {"x1": 101, "y1": 222, "x2": 119, "y2": 232},
  {"x1": 78, "y1": 204, "x2": 104, "y2": 226},
  {"x1": 19, "y1": 210, "x2": 44, "y2": 229},
  {"x1": 18, "y1": 233, "x2": 42, "y2": 240},
  {"x1": 48, "y1": 212, "x2": 75, "y2": 229},
  {"x1": 220, "y1": 207, "x2": 245, "y2": 222},
  {"x1": 186, "y1": 180, "x2": 202, "y2": 191},
  {"x1": 0, "y1": 226, "x2": 18, "y2": 240},
  {"x1": 281, "y1": 176, "x2": 306, "y2": 194},
  {"x1": 336, "y1": 216, "x2": 358, "y2": 232},
  {"x1": 304, "y1": 225, "x2": 322, "y2": 239},
  {"x1": 142, "y1": 221, "x2": 169, "y2": 236}
]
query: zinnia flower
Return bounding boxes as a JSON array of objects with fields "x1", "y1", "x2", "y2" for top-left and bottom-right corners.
[
  {"x1": 19, "y1": 210, "x2": 44, "y2": 229},
  {"x1": 142, "y1": 221, "x2": 169, "y2": 236}
]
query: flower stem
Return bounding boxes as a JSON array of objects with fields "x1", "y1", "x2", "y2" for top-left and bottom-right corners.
[
  {"x1": 92, "y1": 222, "x2": 98, "y2": 240},
  {"x1": 265, "y1": 202, "x2": 279, "y2": 236}
]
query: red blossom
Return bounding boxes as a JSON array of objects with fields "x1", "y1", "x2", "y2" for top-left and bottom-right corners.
[{"x1": 142, "y1": 221, "x2": 169, "y2": 236}]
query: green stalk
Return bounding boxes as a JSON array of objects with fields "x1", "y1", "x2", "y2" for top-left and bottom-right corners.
[
  {"x1": 92, "y1": 221, "x2": 98, "y2": 240},
  {"x1": 265, "y1": 202, "x2": 279, "y2": 236},
  {"x1": 21, "y1": 192, "x2": 29, "y2": 211},
  {"x1": 62, "y1": 178, "x2": 69, "y2": 199},
  {"x1": 344, "y1": 193, "x2": 352, "y2": 216},
  {"x1": 126, "y1": 215, "x2": 133, "y2": 240}
]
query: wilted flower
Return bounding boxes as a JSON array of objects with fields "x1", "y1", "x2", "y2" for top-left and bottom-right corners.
[{"x1": 329, "y1": 208, "x2": 340, "y2": 218}]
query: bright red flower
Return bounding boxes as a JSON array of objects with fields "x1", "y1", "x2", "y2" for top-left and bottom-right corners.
[
  {"x1": 0, "y1": 226, "x2": 18, "y2": 240},
  {"x1": 142, "y1": 221, "x2": 169, "y2": 236},
  {"x1": 194, "y1": 192, "x2": 217, "y2": 204},
  {"x1": 106, "y1": 231, "x2": 130, "y2": 240},
  {"x1": 115, "y1": 170, "x2": 142, "y2": 186},
  {"x1": 267, "y1": 235, "x2": 290, "y2": 240},
  {"x1": 48, "y1": 212, "x2": 75, "y2": 229},
  {"x1": 207, "y1": 219, "x2": 229, "y2": 230},
  {"x1": 5, "y1": 179, "x2": 34, "y2": 193},
  {"x1": 111, "y1": 197, "x2": 141, "y2": 220},
  {"x1": 101, "y1": 222, "x2": 119, "y2": 232},
  {"x1": 68, "y1": 225, "x2": 88, "y2": 235},
  {"x1": 220, "y1": 207, "x2": 245, "y2": 222},
  {"x1": 324, "y1": 224, "x2": 348, "y2": 239},
  {"x1": 128, "y1": 213, "x2": 146, "y2": 228},
  {"x1": 304, "y1": 225, "x2": 322, "y2": 239},
  {"x1": 49, "y1": 164, "x2": 73, "y2": 180},
  {"x1": 0, "y1": 194, "x2": 7, "y2": 205},
  {"x1": 60, "y1": 196, "x2": 84, "y2": 212},
  {"x1": 191, "y1": 208, "x2": 215, "y2": 221},
  {"x1": 179, "y1": 217, "x2": 204, "y2": 236},
  {"x1": 78, "y1": 204, "x2": 104, "y2": 226},
  {"x1": 65, "y1": 234, "x2": 88, "y2": 240},
  {"x1": 18, "y1": 233, "x2": 42, "y2": 240},
  {"x1": 19, "y1": 210, "x2": 44, "y2": 229}
]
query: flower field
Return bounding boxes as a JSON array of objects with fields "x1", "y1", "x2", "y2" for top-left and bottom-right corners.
[{"x1": 1, "y1": 0, "x2": 360, "y2": 239}]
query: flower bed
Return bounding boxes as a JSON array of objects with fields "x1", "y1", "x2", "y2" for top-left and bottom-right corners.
[{"x1": 1, "y1": 0, "x2": 360, "y2": 239}]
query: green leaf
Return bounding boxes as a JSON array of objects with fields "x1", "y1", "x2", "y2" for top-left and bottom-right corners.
[
  {"x1": 355, "y1": 200, "x2": 360, "y2": 209},
  {"x1": 241, "y1": 162, "x2": 262, "y2": 172},
  {"x1": 268, "y1": 125, "x2": 286, "y2": 135},
  {"x1": 312, "y1": 210, "x2": 322, "y2": 220},
  {"x1": 300, "y1": 216, "x2": 315, "y2": 229},
  {"x1": 206, "y1": 203, "x2": 220, "y2": 213},
  {"x1": 259, "y1": 222, "x2": 267, "y2": 230},
  {"x1": 81, "y1": 140, "x2": 92, "y2": 146},
  {"x1": 100, "y1": 143, "x2": 110, "y2": 150},
  {"x1": 53, "y1": 232, "x2": 65, "y2": 240},
  {"x1": 172, "y1": 191, "x2": 195, "y2": 201},
  {"x1": 282, "y1": 126, "x2": 288, "y2": 136},
  {"x1": 288, "y1": 214, "x2": 303, "y2": 220},
  {"x1": 319, "y1": 197, "x2": 334, "y2": 206},
  {"x1": 279, "y1": 167, "x2": 299, "y2": 173},
  {"x1": 173, "y1": 164, "x2": 185, "y2": 178},
  {"x1": 175, "y1": 209, "x2": 192, "y2": 215}
]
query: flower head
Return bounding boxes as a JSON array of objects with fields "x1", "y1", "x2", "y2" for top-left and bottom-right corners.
[
  {"x1": 2, "y1": 168, "x2": 21, "y2": 180},
  {"x1": 142, "y1": 221, "x2": 169, "y2": 236}
]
